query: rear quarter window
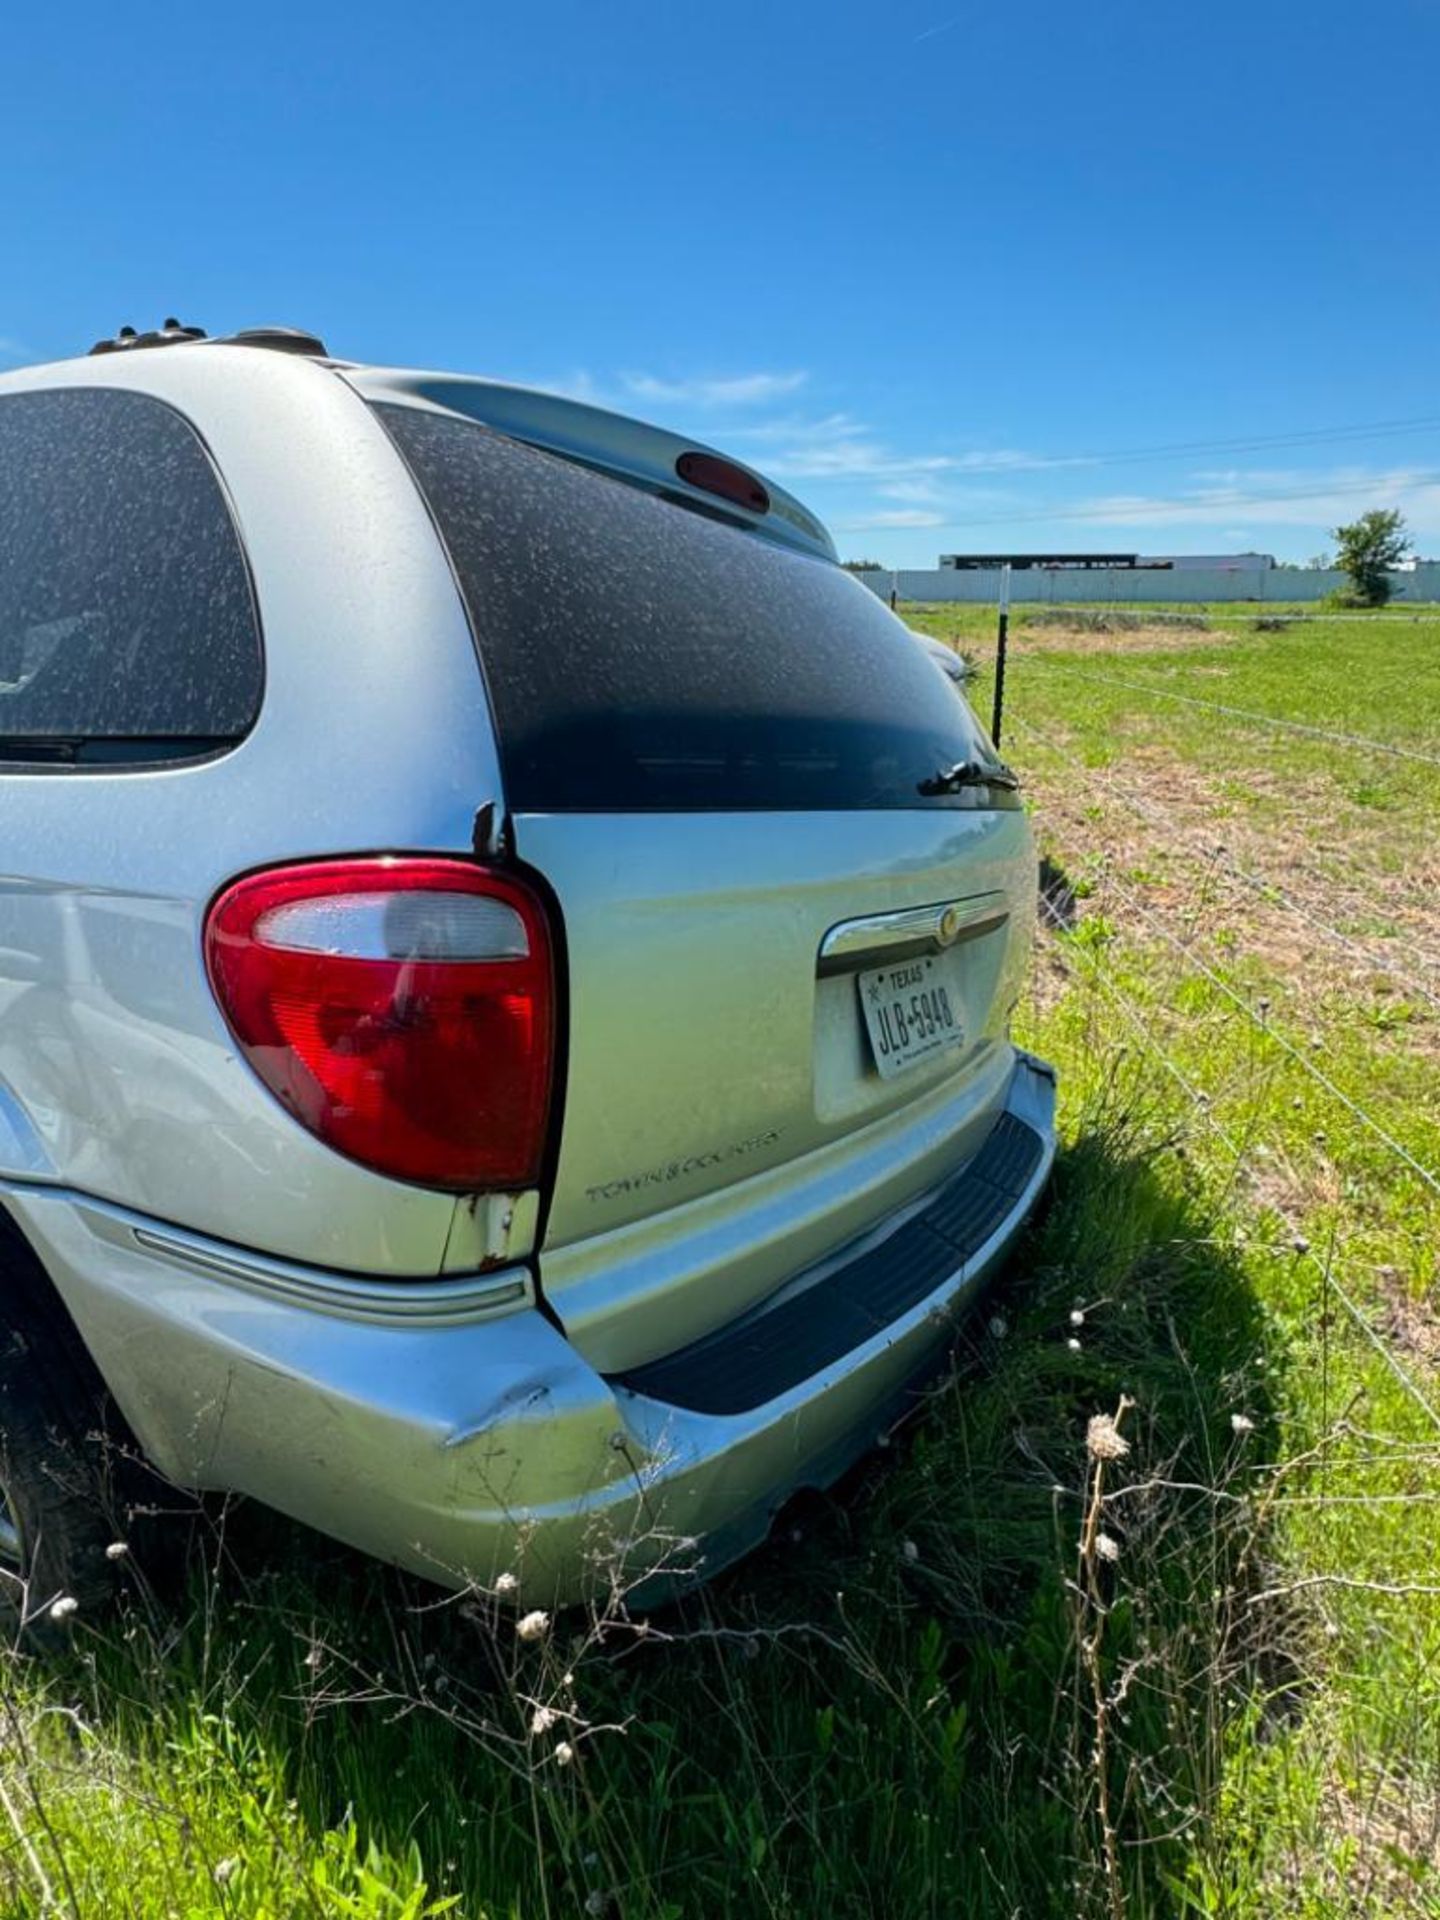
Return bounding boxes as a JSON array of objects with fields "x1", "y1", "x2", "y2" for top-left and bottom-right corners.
[
  {"x1": 0, "y1": 387, "x2": 261, "y2": 758},
  {"x1": 374, "y1": 403, "x2": 993, "y2": 813}
]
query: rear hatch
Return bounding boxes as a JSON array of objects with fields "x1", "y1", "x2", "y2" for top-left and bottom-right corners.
[{"x1": 370, "y1": 397, "x2": 1037, "y2": 1373}]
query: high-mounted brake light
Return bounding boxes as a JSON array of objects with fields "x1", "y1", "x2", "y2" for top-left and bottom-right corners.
[
  {"x1": 675, "y1": 450, "x2": 770, "y2": 515},
  {"x1": 205, "y1": 858, "x2": 555, "y2": 1191}
]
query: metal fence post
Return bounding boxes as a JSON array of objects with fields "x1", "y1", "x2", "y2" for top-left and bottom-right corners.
[{"x1": 991, "y1": 563, "x2": 1011, "y2": 748}]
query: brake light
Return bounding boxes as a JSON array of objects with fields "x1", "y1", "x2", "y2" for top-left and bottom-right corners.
[
  {"x1": 204, "y1": 858, "x2": 554, "y2": 1191},
  {"x1": 675, "y1": 450, "x2": 770, "y2": 514}
]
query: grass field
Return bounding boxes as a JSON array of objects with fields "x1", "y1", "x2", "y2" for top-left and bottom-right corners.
[{"x1": 1, "y1": 605, "x2": 1438, "y2": 1918}]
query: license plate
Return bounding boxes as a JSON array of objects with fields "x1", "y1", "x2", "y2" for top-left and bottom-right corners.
[{"x1": 858, "y1": 955, "x2": 965, "y2": 1080}]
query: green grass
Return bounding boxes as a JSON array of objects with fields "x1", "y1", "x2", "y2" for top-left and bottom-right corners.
[{"x1": 1, "y1": 607, "x2": 1438, "y2": 1917}]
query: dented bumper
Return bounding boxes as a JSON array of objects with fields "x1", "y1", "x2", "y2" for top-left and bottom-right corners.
[{"x1": 3, "y1": 1055, "x2": 1055, "y2": 1604}]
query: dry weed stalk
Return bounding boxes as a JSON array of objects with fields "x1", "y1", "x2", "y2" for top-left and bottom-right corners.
[{"x1": 1075, "y1": 1394, "x2": 1135, "y2": 1920}]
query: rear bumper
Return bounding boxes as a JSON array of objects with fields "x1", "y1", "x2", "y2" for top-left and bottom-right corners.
[{"x1": 6, "y1": 1053, "x2": 1056, "y2": 1606}]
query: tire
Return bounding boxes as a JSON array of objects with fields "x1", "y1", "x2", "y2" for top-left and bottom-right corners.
[{"x1": 0, "y1": 1221, "x2": 178, "y2": 1642}]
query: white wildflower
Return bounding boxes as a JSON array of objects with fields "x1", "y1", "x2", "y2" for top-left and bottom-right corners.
[
  {"x1": 1069, "y1": 1309, "x2": 1085, "y2": 1328},
  {"x1": 1095, "y1": 1532, "x2": 1121, "y2": 1564},
  {"x1": 1067, "y1": 1337, "x2": 1082, "y2": 1353},
  {"x1": 987, "y1": 1314, "x2": 1008, "y2": 1340},
  {"x1": 104, "y1": 1541, "x2": 129, "y2": 1561},
  {"x1": 902, "y1": 1539, "x2": 920, "y2": 1564},
  {"x1": 494, "y1": 1571, "x2": 519, "y2": 1596},
  {"x1": 304, "y1": 1645, "x2": 323, "y2": 1671},
  {"x1": 516, "y1": 1609, "x2": 550, "y2": 1643},
  {"x1": 47, "y1": 1596, "x2": 79, "y2": 1623},
  {"x1": 585, "y1": 1894, "x2": 608, "y2": 1917},
  {"x1": 554, "y1": 1740, "x2": 575, "y2": 1767},
  {"x1": 530, "y1": 1705, "x2": 558, "y2": 1735},
  {"x1": 1086, "y1": 1413, "x2": 1130, "y2": 1462},
  {"x1": 213, "y1": 1858, "x2": 240, "y2": 1887},
  {"x1": 1231, "y1": 1413, "x2": 1255, "y2": 1435}
]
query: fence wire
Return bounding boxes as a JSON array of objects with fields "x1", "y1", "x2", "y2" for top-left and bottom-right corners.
[
  {"x1": 1014, "y1": 679, "x2": 1440, "y2": 1437},
  {"x1": 1020, "y1": 656, "x2": 1440, "y2": 768},
  {"x1": 1009, "y1": 710, "x2": 1440, "y2": 1012},
  {"x1": 1036, "y1": 847, "x2": 1440, "y2": 1440}
]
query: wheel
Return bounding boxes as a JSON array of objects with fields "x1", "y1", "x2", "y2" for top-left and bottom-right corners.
[{"x1": 0, "y1": 1221, "x2": 177, "y2": 1641}]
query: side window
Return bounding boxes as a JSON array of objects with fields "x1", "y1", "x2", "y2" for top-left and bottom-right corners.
[{"x1": 0, "y1": 387, "x2": 261, "y2": 757}]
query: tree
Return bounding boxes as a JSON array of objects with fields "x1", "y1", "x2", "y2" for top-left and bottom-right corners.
[
  {"x1": 841, "y1": 558, "x2": 885, "y2": 574},
  {"x1": 1330, "y1": 508, "x2": 1410, "y2": 605}
]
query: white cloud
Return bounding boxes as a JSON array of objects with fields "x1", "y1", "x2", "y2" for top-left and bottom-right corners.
[
  {"x1": 833, "y1": 508, "x2": 947, "y2": 531},
  {"x1": 722, "y1": 411, "x2": 865, "y2": 446},
  {"x1": 1060, "y1": 466, "x2": 1440, "y2": 535},
  {"x1": 913, "y1": 13, "x2": 962, "y2": 42},
  {"x1": 827, "y1": 463, "x2": 1440, "y2": 564},
  {"x1": 767, "y1": 439, "x2": 956, "y2": 481},
  {"x1": 757, "y1": 427, "x2": 1085, "y2": 484},
  {"x1": 619, "y1": 370, "x2": 808, "y2": 409},
  {"x1": 952, "y1": 449, "x2": 1093, "y2": 473},
  {"x1": 878, "y1": 478, "x2": 949, "y2": 505},
  {"x1": 529, "y1": 367, "x2": 810, "y2": 417},
  {"x1": 522, "y1": 376, "x2": 1081, "y2": 498}
]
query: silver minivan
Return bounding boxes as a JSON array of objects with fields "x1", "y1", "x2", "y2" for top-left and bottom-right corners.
[{"x1": 0, "y1": 321, "x2": 1054, "y2": 1626}]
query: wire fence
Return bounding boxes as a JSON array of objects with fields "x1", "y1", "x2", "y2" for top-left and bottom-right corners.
[
  {"x1": 1026, "y1": 735, "x2": 1440, "y2": 1198},
  {"x1": 1038, "y1": 883, "x2": 1440, "y2": 1439},
  {"x1": 1030, "y1": 604, "x2": 1440, "y2": 627},
  {"x1": 1012, "y1": 710, "x2": 1440, "y2": 1011},
  {"x1": 1002, "y1": 623, "x2": 1440, "y2": 1446},
  {"x1": 1021, "y1": 655, "x2": 1440, "y2": 768}
]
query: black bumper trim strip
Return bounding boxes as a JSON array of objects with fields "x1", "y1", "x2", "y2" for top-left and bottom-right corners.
[{"x1": 611, "y1": 1111, "x2": 1044, "y2": 1416}]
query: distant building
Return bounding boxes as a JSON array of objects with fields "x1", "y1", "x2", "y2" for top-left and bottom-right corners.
[
  {"x1": 938, "y1": 551, "x2": 1275, "y2": 573},
  {"x1": 1145, "y1": 552, "x2": 1276, "y2": 573},
  {"x1": 939, "y1": 552, "x2": 1136, "y2": 571}
]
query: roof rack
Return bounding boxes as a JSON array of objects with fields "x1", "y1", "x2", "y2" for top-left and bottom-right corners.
[
  {"x1": 88, "y1": 320, "x2": 330, "y2": 358},
  {"x1": 89, "y1": 318, "x2": 206, "y2": 355}
]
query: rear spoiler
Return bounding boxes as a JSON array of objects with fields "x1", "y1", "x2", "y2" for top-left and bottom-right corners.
[{"x1": 345, "y1": 369, "x2": 838, "y2": 565}]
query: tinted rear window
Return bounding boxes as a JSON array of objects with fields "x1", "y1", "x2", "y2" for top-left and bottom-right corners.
[
  {"x1": 376, "y1": 403, "x2": 992, "y2": 812},
  {"x1": 0, "y1": 387, "x2": 261, "y2": 753}
]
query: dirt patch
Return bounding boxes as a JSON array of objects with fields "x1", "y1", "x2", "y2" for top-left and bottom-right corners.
[
  {"x1": 1036, "y1": 741, "x2": 1440, "y2": 1014},
  {"x1": 1023, "y1": 733, "x2": 1440, "y2": 1215},
  {"x1": 1028, "y1": 940, "x2": 1072, "y2": 1022},
  {"x1": 1026, "y1": 608, "x2": 1213, "y2": 634},
  {"x1": 1010, "y1": 618, "x2": 1233, "y2": 657},
  {"x1": 1378, "y1": 1272, "x2": 1440, "y2": 1368},
  {"x1": 1305, "y1": 1767, "x2": 1440, "y2": 1914}
]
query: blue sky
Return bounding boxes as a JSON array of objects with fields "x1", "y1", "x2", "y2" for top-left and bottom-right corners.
[{"x1": 4, "y1": 0, "x2": 1438, "y2": 566}]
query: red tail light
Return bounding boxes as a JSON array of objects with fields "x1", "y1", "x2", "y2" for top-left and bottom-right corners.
[{"x1": 204, "y1": 857, "x2": 555, "y2": 1191}]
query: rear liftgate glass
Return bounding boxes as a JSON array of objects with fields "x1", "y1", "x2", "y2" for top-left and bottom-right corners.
[{"x1": 371, "y1": 401, "x2": 1032, "y2": 1368}]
